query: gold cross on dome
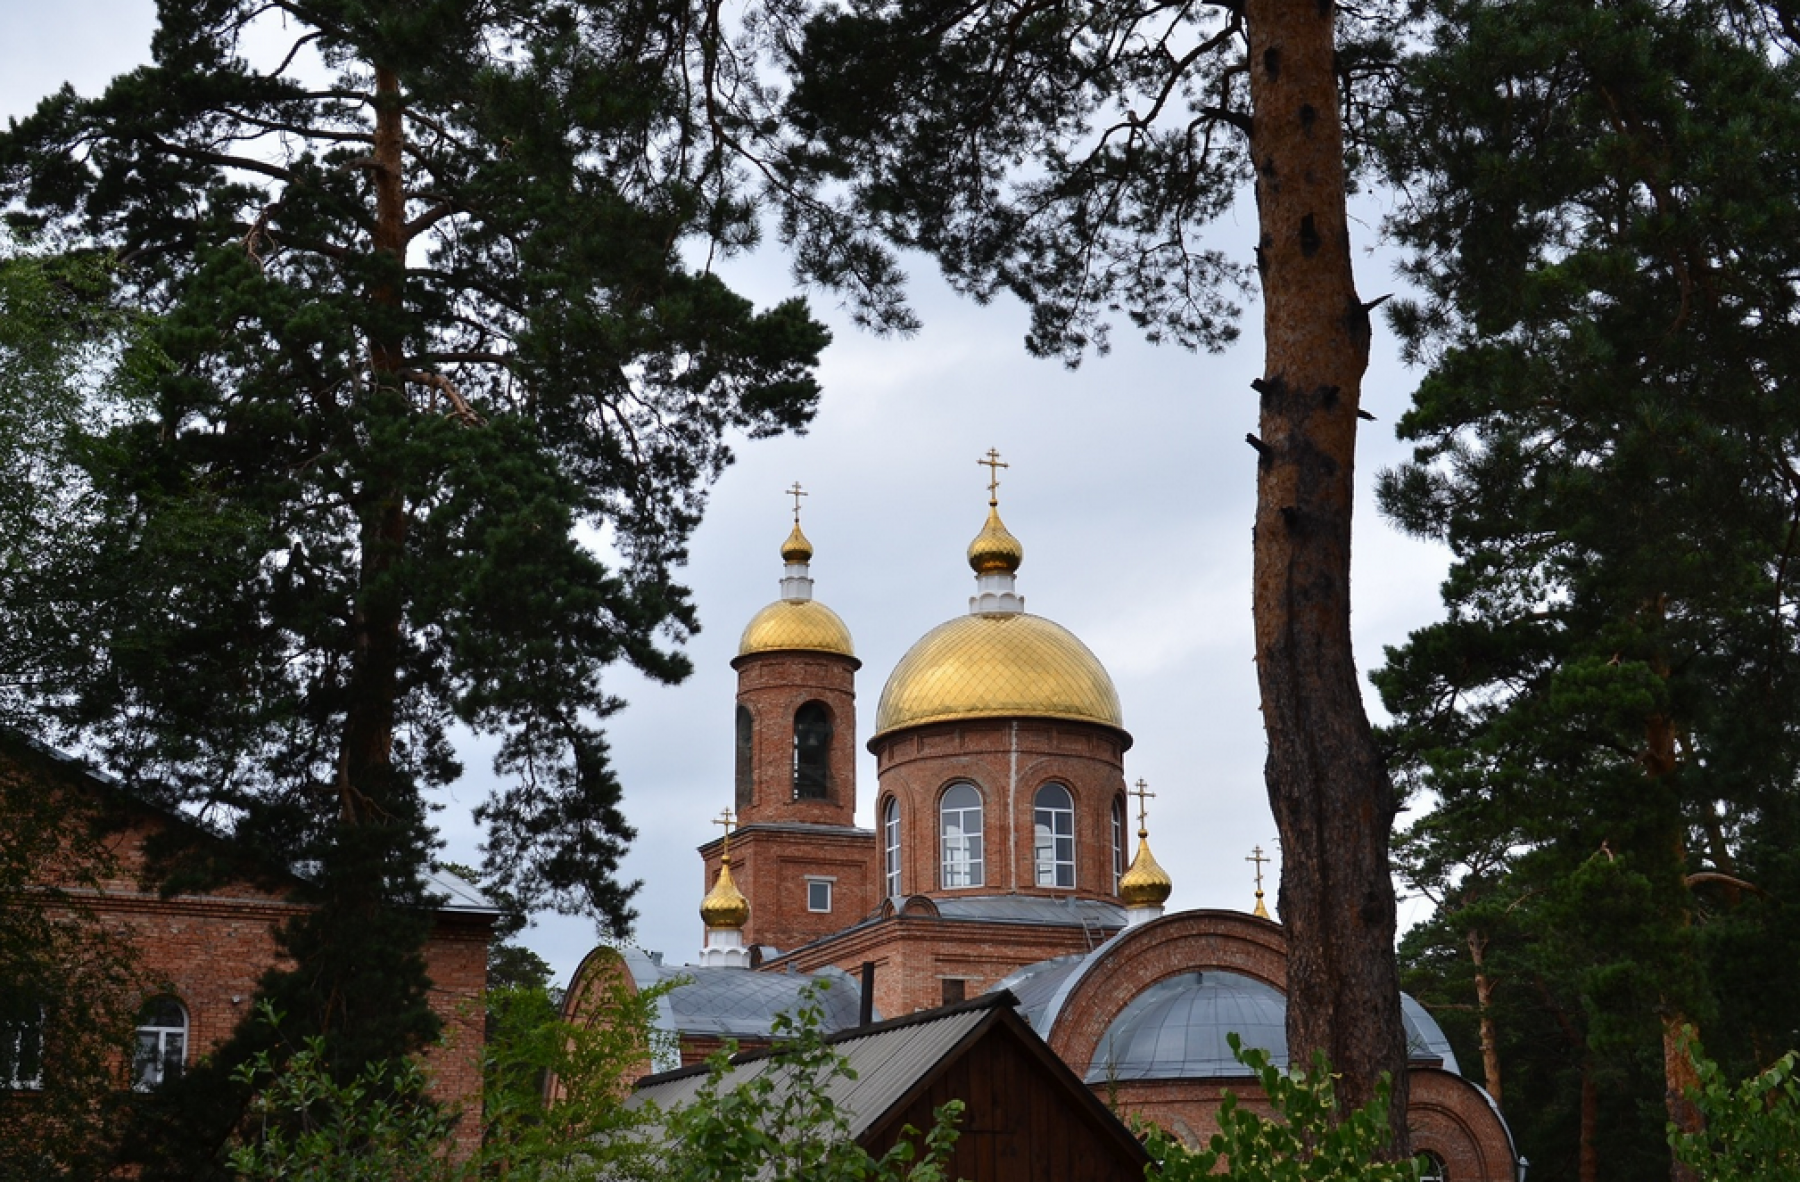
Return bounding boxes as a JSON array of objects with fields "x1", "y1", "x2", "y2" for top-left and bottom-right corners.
[
  {"x1": 786, "y1": 481, "x2": 808, "y2": 523},
  {"x1": 714, "y1": 807, "x2": 737, "y2": 860},
  {"x1": 978, "y1": 448, "x2": 1008, "y2": 505},
  {"x1": 1246, "y1": 844, "x2": 1269, "y2": 894},
  {"x1": 1130, "y1": 778, "x2": 1156, "y2": 835}
]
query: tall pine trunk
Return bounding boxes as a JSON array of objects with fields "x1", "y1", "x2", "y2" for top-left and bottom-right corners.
[
  {"x1": 1245, "y1": 0, "x2": 1408, "y2": 1147},
  {"x1": 1469, "y1": 928, "x2": 1504, "y2": 1109}
]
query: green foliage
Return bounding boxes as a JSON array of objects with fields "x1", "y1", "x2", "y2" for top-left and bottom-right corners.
[
  {"x1": 1670, "y1": 1029, "x2": 1800, "y2": 1182},
  {"x1": 476, "y1": 971, "x2": 671, "y2": 1181},
  {"x1": 228, "y1": 1006, "x2": 463, "y2": 1182},
  {"x1": 1143, "y1": 1035, "x2": 1419, "y2": 1182},
  {"x1": 0, "y1": 741, "x2": 147, "y2": 1179},
  {"x1": 224, "y1": 980, "x2": 960, "y2": 1182}
]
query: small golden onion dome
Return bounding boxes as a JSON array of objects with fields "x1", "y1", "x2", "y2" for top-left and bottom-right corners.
[
  {"x1": 737, "y1": 599, "x2": 856, "y2": 659},
  {"x1": 1119, "y1": 837, "x2": 1173, "y2": 907},
  {"x1": 700, "y1": 859, "x2": 750, "y2": 929},
  {"x1": 872, "y1": 613, "x2": 1126, "y2": 739},
  {"x1": 966, "y1": 506, "x2": 1024, "y2": 575},
  {"x1": 781, "y1": 522, "x2": 814, "y2": 564}
]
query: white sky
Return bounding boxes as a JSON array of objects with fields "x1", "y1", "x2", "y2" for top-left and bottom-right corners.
[{"x1": 1, "y1": 0, "x2": 1450, "y2": 986}]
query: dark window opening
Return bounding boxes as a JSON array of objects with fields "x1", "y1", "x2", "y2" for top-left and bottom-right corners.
[
  {"x1": 735, "y1": 704, "x2": 754, "y2": 810},
  {"x1": 941, "y1": 979, "x2": 967, "y2": 1005},
  {"x1": 0, "y1": 992, "x2": 43, "y2": 1091},
  {"x1": 793, "y1": 702, "x2": 832, "y2": 800}
]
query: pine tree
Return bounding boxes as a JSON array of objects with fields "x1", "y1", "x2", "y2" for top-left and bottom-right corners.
[
  {"x1": 0, "y1": 1, "x2": 826, "y2": 1171},
  {"x1": 1371, "y1": 2, "x2": 1800, "y2": 1177}
]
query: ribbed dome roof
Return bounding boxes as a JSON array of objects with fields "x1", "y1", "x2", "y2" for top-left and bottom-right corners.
[
  {"x1": 737, "y1": 599, "x2": 855, "y2": 659},
  {"x1": 1085, "y1": 970, "x2": 1463, "y2": 1082},
  {"x1": 872, "y1": 612, "x2": 1124, "y2": 738}
]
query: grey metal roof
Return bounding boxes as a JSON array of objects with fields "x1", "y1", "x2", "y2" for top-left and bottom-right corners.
[
  {"x1": 931, "y1": 894, "x2": 1127, "y2": 927},
  {"x1": 1402, "y1": 993, "x2": 1461, "y2": 1073},
  {"x1": 1082, "y1": 969, "x2": 1464, "y2": 1083},
  {"x1": 629, "y1": 999, "x2": 993, "y2": 1144},
  {"x1": 991, "y1": 955, "x2": 1087, "y2": 1030},
  {"x1": 422, "y1": 867, "x2": 503, "y2": 915},
  {"x1": 620, "y1": 948, "x2": 869, "y2": 1060},
  {"x1": 1086, "y1": 970, "x2": 1288, "y2": 1082}
]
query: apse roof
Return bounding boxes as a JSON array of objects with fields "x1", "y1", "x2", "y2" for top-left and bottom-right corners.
[{"x1": 1080, "y1": 969, "x2": 1463, "y2": 1083}]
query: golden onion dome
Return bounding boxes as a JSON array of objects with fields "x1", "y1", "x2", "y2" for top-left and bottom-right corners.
[
  {"x1": 872, "y1": 612, "x2": 1126, "y2": 739},
  {"x1": 781, "y1": 522, "x2": 814, "y2": 564},
  {"x1": 966, "y1": 506, "x2": 1024, "y2": 575},
  {"x1": 1119, "y1": 836, "x2": 1173, "y2": 907},
  {"x1": 699, "y1": 858, "x2": 750, "y2": 930},
  {"x1": 737, "y1": 599, "x2": 856, "y2": 659}
]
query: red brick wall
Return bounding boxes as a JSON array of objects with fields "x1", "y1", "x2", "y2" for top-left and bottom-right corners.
[
  {"x1": 6, "y1": 749, "x2": 492, "y2": 1155},
  {"x1": 699, "y1": 825, "x2": 879, "y2": 953},
  {"x1": 772, "y1": 913, "x2": 1118, "y2": 1018},
  {"x1": 872, "y1": 718, "x2": 1128, "y2": 903},
  {"x1": 732, "y1": 650, "x2": 861, "y2": 828}
]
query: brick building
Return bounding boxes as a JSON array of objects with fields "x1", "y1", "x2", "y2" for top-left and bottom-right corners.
[
  {"x1": 570, "y1": 479, "x2": 1522, "y2": 1179},
  {"x1": 0, "y1": 734, "x2": 499, "y2": 1153}
]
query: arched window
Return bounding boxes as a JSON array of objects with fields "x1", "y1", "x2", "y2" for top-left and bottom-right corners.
[
  {"x1": 940, "y1": 783, "x2": 984, "y2": 889},
  {"x1": 1111, "y1": 796, "x2": 1126, "y2": 893},
  {"x1": 792, "y1": 702, "x2": 831, "y2": 800},
  {"x1": 1418, "y1": 1152, "x2": 1448, "y2": 1182},
  {"x1": 1034, "y1": 783, "x2": 1075, "y2": 888},
  {"x1": 134, "y1": 997, "x2": 187, "y2": 1090},
  {"x1": 0, "y1": 994, "x2": 42, "y2": 1090},
  {"x1": 883, "y1": 797, "x2": 902, "y2": 898},
  {"x1": 734, "y1": 704, "x2": 754, "y2": 810}
]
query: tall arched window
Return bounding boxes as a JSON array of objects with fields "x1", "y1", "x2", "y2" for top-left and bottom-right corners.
[
  {"x1": 133, "y1": 997, "x2": 187, "y2": 1090},
  {"x1": 0, "y1": 995, "x2": 42, "y2": 1090},
  {"x1": 1111, "y1": 796, "x2": 1127, "y2": 893},
  {"x1": 1418, "y1": 1152, "x2": 1449, "y2": 1182},
  {"x1": 1034, "y1": 783, "x2": 1075, "y2": 888},
  {"x1": 940, "y1": 783, "x2": 984, "y2": 889},
  {"x1": 883, "y1": 797, "x2": 902, "y2": 898},
  {"x1": 792, "y1": 702, "x2": 831, "y2": 800},
  {"x1": 734, "y1": 704, "x2": 754, "y2": 810}
]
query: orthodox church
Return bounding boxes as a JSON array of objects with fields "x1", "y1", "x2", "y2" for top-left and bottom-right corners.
[{"x1": 567, "y1": 459, "x2": 1520, "y2": 1180}]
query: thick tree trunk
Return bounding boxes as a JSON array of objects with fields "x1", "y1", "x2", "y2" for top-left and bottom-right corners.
[
  {"x1": 339, "y1": 63, "x2": 410, "y2": 823},
  {"x1": 1245, "y1": 0, "x2": 1409, "y2": 1147},
  {"x1": 1646, "y1": 708, "x2": 1703, "y2": 1182}
]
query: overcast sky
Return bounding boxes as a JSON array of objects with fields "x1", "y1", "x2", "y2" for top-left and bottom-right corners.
[{"x1": 2, "y1": 1, "x2": 1451, "y2": 987}]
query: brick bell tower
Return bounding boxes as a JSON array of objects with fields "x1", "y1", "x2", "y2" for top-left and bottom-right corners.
[{"x1": 698, "y1": 487, "x2": 879, "y2": 954}]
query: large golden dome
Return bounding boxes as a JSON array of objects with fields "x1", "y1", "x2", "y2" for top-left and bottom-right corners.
[
  {"x1": 737, "y1": 599, "x2": 855, "y2": 659},
  {"x1": 872, "y1": 613, "x2": 1125, "y2": 738}
]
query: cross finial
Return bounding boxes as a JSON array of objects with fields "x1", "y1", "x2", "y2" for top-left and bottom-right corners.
[
  {"x1": 786, "y1": 481, "x2": 808, "y2": 524},
  {"x1": 714, "y1": 807, "x2": 737, "y2": 861},
  {"x1": 978, "y1": 449, "x2": 1008, "y2": 507},
  {"x1": 1130, "y1": 778, "x2": 1156, "y2": 837},
  {"x1": 1247, "y1": 844, "x2": 1270, "y2": 908}
]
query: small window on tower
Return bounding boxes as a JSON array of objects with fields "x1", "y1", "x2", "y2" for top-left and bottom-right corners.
[
  {"x1": 735, "y1": 704, "x2": 754, "y2": 810},
  {"x1": 1034, "y1": 783, "x2": 1075, "y2": 888},
  {"x1": 941, "y1": 979, "x2": 966, "y2": 1005},
  {"x1": 807, "y1": 879, "x2": 833, "y2": 913},
  {"x1": 793, "y1": 702, "x2": 832, "y2": 800}
]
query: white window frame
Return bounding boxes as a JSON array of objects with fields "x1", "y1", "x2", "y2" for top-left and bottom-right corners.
[
  {"x1": 1111, "y1": 796, "x2": 1126, "y2": 893},
  {"x1": 1, "y1": 1004, "x2": 43, "y2": 1091},
  {"x1": 1034, "y1": 783, "x2": 1075, "y2": 888},
  {"x1": 883, "y1": 797, "x2": 902, "y2": 898},
  {"x1": 133, "y1": 997, "x2": 188, "y2": 1091},
  {"x1": 940, "y1": 782, "x2": 985, "y2": 890},
  {"x1": 805, "y1": 876, "x2": 835, "y2": 913}
]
